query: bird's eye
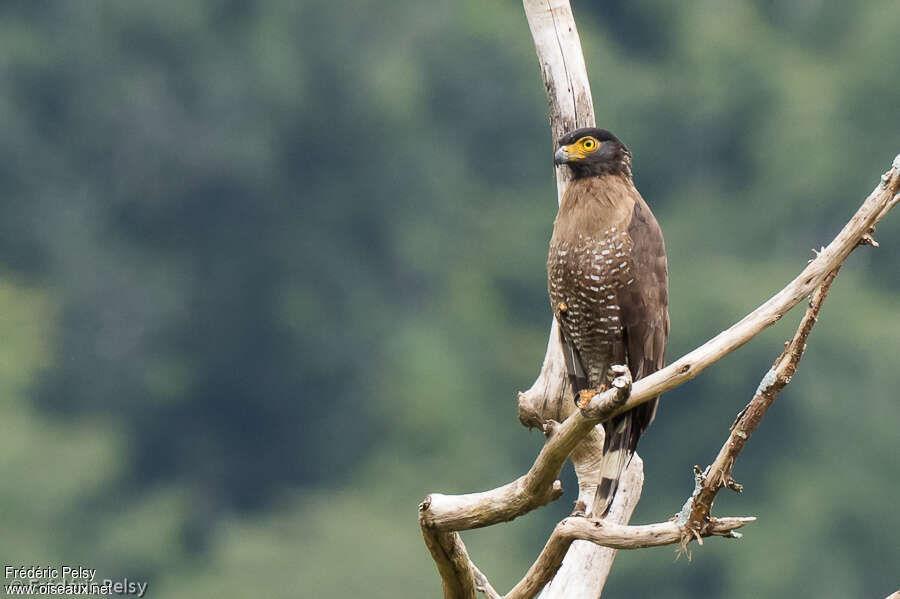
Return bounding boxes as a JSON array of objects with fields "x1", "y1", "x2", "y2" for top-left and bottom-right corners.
[{"x1": 582, "y1": 138, "x2": 597, "y2": 150}]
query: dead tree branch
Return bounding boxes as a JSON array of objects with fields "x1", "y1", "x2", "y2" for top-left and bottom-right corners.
[
  {"x1": 473, "y1": 564, "x2": 502, "y2": 599},
  {"x1": 425, "y1": 459, "x2": 753, "y2": 599},
  {"x1": 531, "y1": 455, "x2": 643, "y2": 598},
  {"x1": 420, "y1": 528, "x2": 477, "y2": 599},
  {"x1": 424, "y1": 150, "x2": 899, "y2": 528},
  {"x1": 418, "y1": 0, "x2": 900, "y2": 596},
  {"x1": 422, "y1": 158, "x2": 900, "y2": 599},
  {"x1": 423, "y1": 161, "x2": 900, "y2": 599},
  {"x1": 680, "y1": 266, "x2": 840, "y2": 545},
  {"x1": 505, "y1": 514, "x2": 754, "y2": 599},
  {"x1": 521, "y1": 1, "x2": 642, "y2": 590},
  {"x1": 420, "y1": 370, "x2": 630, "y2": 532}
]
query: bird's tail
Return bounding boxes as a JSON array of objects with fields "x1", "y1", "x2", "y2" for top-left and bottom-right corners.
[
  {"x1": 592, "y1": 412, "x2": 635, "y2": 516},
  {"x1": 559, "y1": 328, "x2": 657, "y2": 516},
  {"x1": 592, "y1": 398, "x2": 656, "y2": 516}
]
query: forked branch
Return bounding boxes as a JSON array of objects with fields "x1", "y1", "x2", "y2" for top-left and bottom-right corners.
[
  {"x1": 504, "y1": 514, "x2": 754, "y2": 599},
  {"x1": 423, "y1": 152, "x2": 900, "y2": 536},
  {"x1": 680, "y1": 266, "x2": 841, "y2": 544},
  {"x1": 419, "y1": 0, "x2": 900, "y2": 596},
  {"x1": 421, "y1": 138, "x2": 900, "y2": 599}
]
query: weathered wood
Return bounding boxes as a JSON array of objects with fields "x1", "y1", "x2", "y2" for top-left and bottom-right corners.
[
  {"x1": 417, "y1": 0, "x2": 900, "y2": 595},
  {"x1": 682, "y1": 268, "x2": 840, "y2": 543},
  {"x1": 507, "y1": 461, "x2": 752, "y2": 599},
  {"x1": 422, "y1": 458, "x2": 753, "y2": 599},
  {"x1": 535, "y1": 455, "x2": 644, "y2": 599},
  {"x1": 473, "y1": 564, "x2": 502, "y2": 599},
  {"x1": 522, "y1": 0, "x2": 595, "y2": 204},
  {"x1": 521, "y1": 2, "x2": 636, "y2": 591},
  {"x1": 421, "y1": 371, "x2": 630, "y2": 532},
  {"x1": 421, "y1": 154, "x2": 899, "y2": 595},
  {"x1": 420, "y1": 527, "x2": 477, "y2": 599},
  {"x1": 419, "y1": 473, "x2": 563, "y2": 531}
]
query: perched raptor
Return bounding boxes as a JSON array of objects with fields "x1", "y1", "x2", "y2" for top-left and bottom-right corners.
[{"x1": 548, "y1": 127, "x2": 669, "y2": 515}]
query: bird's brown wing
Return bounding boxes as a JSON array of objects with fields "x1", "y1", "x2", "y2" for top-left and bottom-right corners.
[
  {"x1": 592, "y1": 192, "x2": 668, "y2": 515},
  {"x1": 619, "y1": 194, "x2": 669, "y2": 442}
]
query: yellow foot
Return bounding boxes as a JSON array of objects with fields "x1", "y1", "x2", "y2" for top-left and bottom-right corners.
[{"x1": 576, "y1": 385, "x2": 606, "y2": 409}]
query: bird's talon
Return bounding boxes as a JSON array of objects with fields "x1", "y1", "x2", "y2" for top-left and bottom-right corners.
[{"x1": 608, "y1": 364, "x2": 632, "y2": 395}]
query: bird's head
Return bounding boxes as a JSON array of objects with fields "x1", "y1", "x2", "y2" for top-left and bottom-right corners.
[{"x1": 553, "y1": 127, "x2": 632, "y2": 179}]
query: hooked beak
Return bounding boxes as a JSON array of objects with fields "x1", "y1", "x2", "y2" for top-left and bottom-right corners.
[{"x1": 553, "y1": 146, "x2": 570, "y2": 166}]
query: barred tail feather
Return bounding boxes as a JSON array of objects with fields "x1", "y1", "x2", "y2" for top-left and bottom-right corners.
[
  {"x1": 593, "y1": 396, "x2": 658, "y2": 516},
  {"x1": 594, "y1": 413, "x2": 634, "y2": 516}
]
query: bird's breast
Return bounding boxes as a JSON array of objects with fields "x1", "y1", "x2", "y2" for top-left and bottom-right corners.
[{"x1": 548, "y1": 228, "x2": 634, "y2": 382}]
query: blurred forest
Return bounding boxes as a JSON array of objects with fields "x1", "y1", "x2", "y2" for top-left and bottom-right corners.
[{"x1": 1, "y1": 1, "x2": 898, "y2": 597}]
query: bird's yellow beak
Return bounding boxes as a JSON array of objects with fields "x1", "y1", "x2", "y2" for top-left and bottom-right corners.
[{"x1": 554, "y1": 144, "x2": 586, "y2": 165}]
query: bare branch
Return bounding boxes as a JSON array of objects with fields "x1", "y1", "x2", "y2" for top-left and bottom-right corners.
[
  {"x1": 459, "y1": 459, "x2": 750, "y2": 599},
  {"x1": 420, "y1": 476, "x2": 564, "y2": 532},
  {"x1": 426, "y1": 172, "x2": 900, "y2": 527},
  {"x1": 424, "y1": 155, "x2": 900, "y2": 594},
  {"x1": 536, "y1": 455, "x2": 644, "y2": 599},
  {"x1": 682, "y1": 266, "x2": 840, "y2": 542},
  {"x1": 507, "y1": 511, "x2": 753, "y2": 599},
  {"x1": 420, "y1": 0, "x2": 900, "y2": 596},
  {"x1": 518, "y1": 319, "x2": 571, "y2": 429},
  {"x1": 522, "y1": 0, "x2": 595, "y2": 204},
  {"x1": 518, "y1": 4, "x2": 642, "y2": 589},
  {"x1": 505, "y1": 524, "x2": 571, "y2": 599},
  {"x1": 421, "y1": 2, "x2": 616, "y2": 591},
  {"x1": 421, "y1": 382, "x2": 629, "y2": 532},
  {"x1": 472, "y1": 564, "x2": 502, "y2": 599},
  {"x1": 420, "y1": 526, "x2": 477, "y2": 599},
  {"x1": 565, "y1": 514, "x2": 753, "y2": 549}
]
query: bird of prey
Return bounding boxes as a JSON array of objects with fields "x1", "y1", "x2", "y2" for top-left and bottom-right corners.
[{"x1": 548, "y1": 127, "x2": 669, "y2": 515}]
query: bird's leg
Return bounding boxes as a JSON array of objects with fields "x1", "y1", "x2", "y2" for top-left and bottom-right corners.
[
  {"x1": 606, "y1": 364, "x2": 633, "y2": 408},
  {"x1": 575, "y1": 365, "x2": 632, "y2": 409},
  {"x1": 575, "y1": 365, "x2": 633, "y2": 419}
]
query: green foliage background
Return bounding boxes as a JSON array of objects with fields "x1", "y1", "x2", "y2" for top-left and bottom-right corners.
[{"x1": 1, "y1": 1, "x2": 898, "y2": 597}]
